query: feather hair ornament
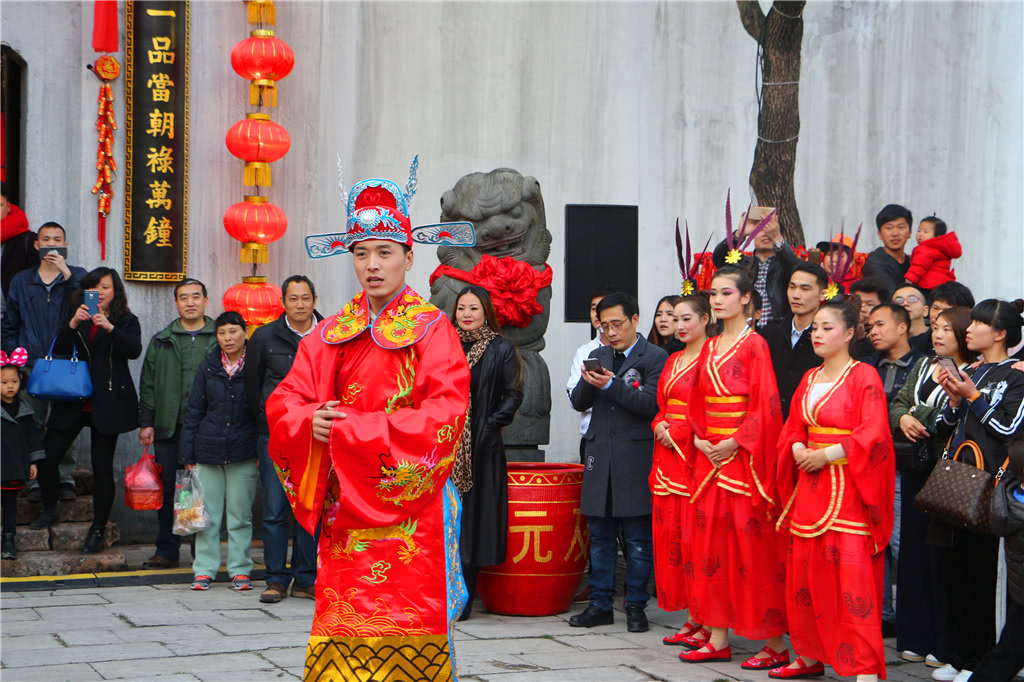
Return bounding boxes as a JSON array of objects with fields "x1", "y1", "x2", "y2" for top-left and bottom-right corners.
[
  {"x1": 723, "y1": 189, "x2": 778, "y2": 264},
  {"x1": 822, "y1": 222, "x2": 862, "y2": 300},
  {"x1": 676, "y1": 218, "x2": 712, "y2": 295}
]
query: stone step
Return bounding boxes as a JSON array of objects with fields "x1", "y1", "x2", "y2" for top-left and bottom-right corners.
[
  {"x1": 0, "y1": 549, "x2": 128, "y2": 578},
  {"x1": 74, "y1": 467, "x2": 94, "y2": 496},
  {"x1": 17, "y1": 495, "x2": 96, "y2": 525},
  {"x1": 49, "y1": 522, "x2": 120, "y2": 552},
  {"x1": 13, "y1": 521, "x2": 120, "y2": 553}
]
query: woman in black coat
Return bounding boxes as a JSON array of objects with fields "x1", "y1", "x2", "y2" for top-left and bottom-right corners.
[
  {"x1": 451, "y1": 285, "x2": 524, "y2": 620},
  {"x1": 31, "y1": 267, "x2": 142, "y2": 556}
]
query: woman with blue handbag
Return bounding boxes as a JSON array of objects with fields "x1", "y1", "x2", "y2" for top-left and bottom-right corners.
[{"x1": 30, "y1": 267, "x2": 141, "y2": 556}]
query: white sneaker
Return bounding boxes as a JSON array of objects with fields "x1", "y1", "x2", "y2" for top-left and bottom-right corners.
[
  {"x1": 926, "y1": 654, "x2": 945, "y2": 668},
  {"x1": 902, "y1": 650, "x2": 926, "y2": 662},
  {"x1": 931, "y1": 664, "x2": 959, "y2": 681},
  {"x1": 952, "y1": 670, "x2": 972, "y2": 682}
]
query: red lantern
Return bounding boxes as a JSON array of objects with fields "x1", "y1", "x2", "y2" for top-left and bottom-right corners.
[
  {"x1": 223, "y1": 276, "x2": 284, "y2": 331},
  {"x1": 223, "y1": 196, "x2": 288, "y2": 263},
  {"x1": 231, "y1": 30, "x2": 294, "y2": 107},
  {"x1": 225, "y1": 113, "x2": 291, "y2": 187}
]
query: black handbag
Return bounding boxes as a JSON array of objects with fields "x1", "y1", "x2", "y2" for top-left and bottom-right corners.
[{"x1": 893, "y1": 431, "x2": 934, "y2": 474}]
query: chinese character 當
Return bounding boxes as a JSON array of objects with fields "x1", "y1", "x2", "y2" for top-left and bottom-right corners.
[{"x1": 147, "y1": 73, "x2": 174, "y2": 103}]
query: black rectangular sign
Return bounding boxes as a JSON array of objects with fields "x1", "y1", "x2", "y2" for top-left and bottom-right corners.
[{"x1": 123, "y1": 0, "x2": 190, "y2": 281}]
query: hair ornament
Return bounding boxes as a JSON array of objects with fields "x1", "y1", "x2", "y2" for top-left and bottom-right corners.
[
  {"x1": 0, "y1": 347, "x2": 28, "y2": 367},
  {"x1": 724, "y1": 189, "x2": 777, "y2": 264}
]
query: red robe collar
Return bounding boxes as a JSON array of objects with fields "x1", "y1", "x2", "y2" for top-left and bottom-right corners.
[{"x1": 321, "y1": 285, "x2": 444, "y2": 349}]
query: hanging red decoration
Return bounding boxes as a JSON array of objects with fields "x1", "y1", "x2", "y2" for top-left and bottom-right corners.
[
  {"x1": 225, "y1": 113, "x2": 291, "y2": 187},
  {"x1": 231, "y1": 30, "x2": 294, "y2": 107},
  {"x1": 223, "y1": 276, "x2": 284, "y2": 330},
  {"x1": 223, "y1": 196, "x2": 288, "y2": 264},
  {"x1": 90, "y1": 55, "x2": 120, "y2": 260}
]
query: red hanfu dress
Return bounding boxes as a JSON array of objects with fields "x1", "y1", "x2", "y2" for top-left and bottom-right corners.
[
  {"x1": 649, "y1": 349, "x2": 701, "y2": 611},
  {"x1": 681, "y1": 328, "x2": 786, "y2": 639},
  {"x1": 776, "y1": 361, "x2": 894, "y2": 678},
  {"x1": 267, "y1": 286, "x2": 471, "y2": 682}
]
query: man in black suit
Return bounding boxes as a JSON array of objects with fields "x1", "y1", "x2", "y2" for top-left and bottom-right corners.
[
  {"x1": 569, "y1": 293, "x2": 667, "y2": 633},
  {"x1": 760, "y1": 262, "x2": 828, "y2": 419}
]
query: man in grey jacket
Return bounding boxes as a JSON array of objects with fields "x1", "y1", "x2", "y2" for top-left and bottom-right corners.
[{"x1": 569, "y1": 292, "x2": 667, "y2": 633}]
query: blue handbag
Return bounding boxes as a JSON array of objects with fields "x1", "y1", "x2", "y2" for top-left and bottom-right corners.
[{"x1": 27, "y1": 336, "x2": 94, "y2": 402}]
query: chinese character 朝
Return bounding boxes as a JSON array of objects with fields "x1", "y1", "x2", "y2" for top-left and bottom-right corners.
[
  {"x1": 146, "y1": 110, "x2": 174, "y2": 139},
  {"x1": 144, "y1": 216, "x2": 173, "y2": 248},
  {"x1": 146, "y1": 146, "x2": 174, "y2": 174}
]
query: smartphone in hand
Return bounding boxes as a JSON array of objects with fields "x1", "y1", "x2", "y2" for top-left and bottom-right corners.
[
  {"x1": 84, "y1": 290, "x2": 100, "y2": 316},
  {"x1": 936, "y1": 356, "x2": 961, "y2": 379},
  {"x1": 40, "y1": 246, "x2": 68, "y2": 260},
  {"x1": 582, "y1": 358, "x2": 602, "y2": 373}
]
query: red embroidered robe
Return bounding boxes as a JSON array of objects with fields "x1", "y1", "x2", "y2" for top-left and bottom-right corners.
[
  {"x1": 680, "y1": 329, "x2": 787, "y2": 639},
  {"x1": 649, "y1": 349, "x2": 701, "y2": 611},
  {"x1": 776, "y1": 361, "x2": 894, "y2": 678},
  {"x1": 267, "y1": 286, "x2": 471, "y2": 682}
]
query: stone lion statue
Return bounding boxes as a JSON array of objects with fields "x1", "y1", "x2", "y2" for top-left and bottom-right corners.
[{"x1": 429, "y1": 168, "x2": 552, "y2": 457}]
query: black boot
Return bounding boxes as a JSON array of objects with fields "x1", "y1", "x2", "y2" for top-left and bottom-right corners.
[
  {"x1": 30, "y1": 505, "x2": 59, "y2": 530},
  {"x1": 1, "y1": 532, "x2": 16, "y2": 560},
  {"x1": 82, "y1": 524, "x2": 104, "y2": 555}
]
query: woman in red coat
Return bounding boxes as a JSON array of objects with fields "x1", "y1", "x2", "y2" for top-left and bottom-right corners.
[
  {"x1": 773, "y1": 301, "x2": 895, "y2": 681},
  {"x1": 651, "y1": 293, "x2": 712, "y2": 644},
  {"x1": 677, "y1": 266, "x2": 788, "y2": 670}
]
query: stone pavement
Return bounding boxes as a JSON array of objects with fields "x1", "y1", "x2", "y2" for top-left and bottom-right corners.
[{"x1": 1, "y1": 583, "x2": 943, "y2": 682}]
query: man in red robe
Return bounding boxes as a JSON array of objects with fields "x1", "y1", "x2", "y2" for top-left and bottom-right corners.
[{"x1": 268, "y1": 175, "x2": 476, "y2": 681}]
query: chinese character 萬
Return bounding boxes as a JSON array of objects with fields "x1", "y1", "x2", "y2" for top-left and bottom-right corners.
[
  {"x1": 144, "y1": 216, "x2": 173, "y2": 247},
  {"x1": 146, "y1": 146, "x2": 174, "y2": 174},
  {"x1": 148, "y1": 37, "x2": 175, "y2": 65},
  {"x1": 145, "y1": 180, "x2": 172, "y2": 210}
]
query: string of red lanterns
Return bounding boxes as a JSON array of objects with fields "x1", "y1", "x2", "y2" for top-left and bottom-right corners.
[{"x1": 222, "y1": 0, "x2": 293, "y2": 331}]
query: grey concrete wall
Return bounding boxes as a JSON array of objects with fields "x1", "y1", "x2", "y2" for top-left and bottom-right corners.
[{"x1": 3, "y1": 1, "x2": 1022, "y2": 542}]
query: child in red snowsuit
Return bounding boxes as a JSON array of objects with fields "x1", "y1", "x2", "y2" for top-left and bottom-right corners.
[{"x1": 904, "y1": 216, "x2": 961, "y2": 290}]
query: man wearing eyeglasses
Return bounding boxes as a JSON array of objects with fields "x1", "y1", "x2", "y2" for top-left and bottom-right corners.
[
  {"x1": 569, "y1": 292, "x2": 667, "y2": 634},
  {"x1": 893, "y1": 284, "x2": 931, "y2": 355}
]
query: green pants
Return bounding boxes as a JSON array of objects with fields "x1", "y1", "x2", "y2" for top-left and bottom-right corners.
[{"x1": 192, "y1": 460, "x2": 259, "y2": 579}]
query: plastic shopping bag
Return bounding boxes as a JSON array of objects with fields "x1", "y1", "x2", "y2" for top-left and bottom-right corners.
[
  {"x1": 173, "y1": 468, "x2": 210, "y2": 535},
  {"x1": 125, "y1": 448, "x2": 163, "y2": 510}
]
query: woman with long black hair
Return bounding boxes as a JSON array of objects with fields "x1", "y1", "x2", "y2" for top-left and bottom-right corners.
[
  {"x1": 889, "y1": 307, "x2": 975, "y2": 669},
  {"x1": 647, "y1": 295, "x2": 683, "y2": 353},
  {"x1": 30, "y1": 267, "x2": 142, "y2": 555},
  {"x1": 451, "y1": 285, "x2": 524, "y2": 620},
  {"x1": 931, "y1": 300, "x2": 1024, "y2": 682}
]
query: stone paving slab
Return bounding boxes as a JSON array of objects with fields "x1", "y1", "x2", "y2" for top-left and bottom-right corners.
[{"x1": 0, "y1": 585, "x2": 1001, "y2": 682}]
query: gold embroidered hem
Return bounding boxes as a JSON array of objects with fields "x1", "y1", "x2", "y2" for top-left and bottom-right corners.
[{"x1": 305, "y1": 634, "x2": 452, "y2": 682}]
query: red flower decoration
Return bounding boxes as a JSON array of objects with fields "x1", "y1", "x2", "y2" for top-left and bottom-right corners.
[{"x1": 430, "y1": 255, "x2": 553, "y2": 328}]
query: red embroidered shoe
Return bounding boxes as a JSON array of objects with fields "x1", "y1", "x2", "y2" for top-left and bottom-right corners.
[
  {"x1": 768, "y1": 659, "x2": 826, "y2": 679},
  {"x1": 679, "y1": 641, "x2": 731, "y2": 663},
  {"x1": 679, "y1": 626, "x2": 711, "y2": 649},
  {"x1": 742, "y1": 645, "x2": 791, "y2": 670},
  {"x1": 663, "y1": 622, "x2": 703, "y2": 645}
]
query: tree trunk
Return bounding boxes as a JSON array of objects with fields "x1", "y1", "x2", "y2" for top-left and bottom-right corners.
[{"x1": 737, "y1": 0, "x2": 806, "y2": 246}]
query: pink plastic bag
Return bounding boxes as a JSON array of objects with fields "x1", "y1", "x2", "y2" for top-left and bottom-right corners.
[{"x1": 125, "y1": 448, "x2": 163, "y2": 510}]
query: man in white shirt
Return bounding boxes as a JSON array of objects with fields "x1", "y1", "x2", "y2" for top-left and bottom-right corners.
[{"x1": 567, "y1": 289, "x2": 614, "y2": 462}]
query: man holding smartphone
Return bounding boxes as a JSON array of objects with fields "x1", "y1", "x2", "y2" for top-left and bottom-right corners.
[{"x1": 2, "y1": 222, "x2": 87, "y2": 499}]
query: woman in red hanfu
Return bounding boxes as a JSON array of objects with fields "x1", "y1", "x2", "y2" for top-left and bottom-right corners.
[
  {"x1": 773, "y1": 301, "x2": 894, "y2": 681},
  {"x1": 652, "y1": 293, "x2": 712, "y2": 644},
  {"x1": 677, "y1": 266, "x2": 788, "y2": 670}
]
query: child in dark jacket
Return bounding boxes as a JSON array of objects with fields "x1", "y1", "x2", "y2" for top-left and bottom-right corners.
[
  {"x1": 904, "y1": 216, "x2": 961, "y2": 290},
  {"x1": 1, "y1": 349, "x2": 44, "y2": 559},
  {"x1": 179, "y1": 312, "x2": 258, "y2": 592}
]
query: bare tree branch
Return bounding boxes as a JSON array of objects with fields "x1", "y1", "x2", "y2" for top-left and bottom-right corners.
[{"x1": 737, "y1": 0, "x2": 766, "y2": 40}]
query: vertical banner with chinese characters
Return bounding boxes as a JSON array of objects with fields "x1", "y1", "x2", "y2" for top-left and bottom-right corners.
[{"x1": 123, "y1": 0, "x2": 190, "y2": 281}]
